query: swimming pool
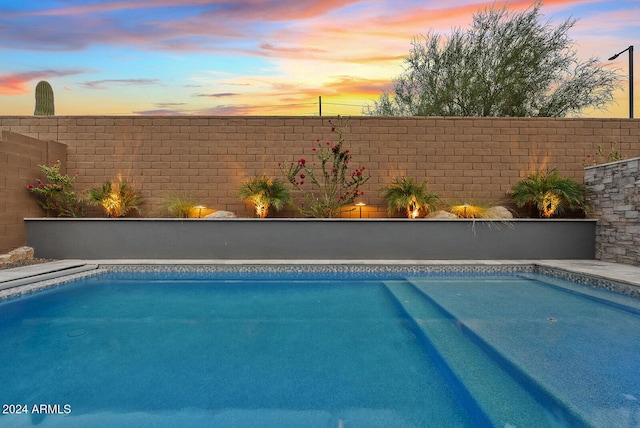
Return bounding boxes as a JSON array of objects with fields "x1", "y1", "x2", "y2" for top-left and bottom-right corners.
[{"x1": 0, "y1": 268, "x2": 639, "y2": 427}]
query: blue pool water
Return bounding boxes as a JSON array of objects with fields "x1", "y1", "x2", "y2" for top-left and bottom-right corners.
[{"x1": 0, "y1": 271, "x2": 639, "y2": 427}]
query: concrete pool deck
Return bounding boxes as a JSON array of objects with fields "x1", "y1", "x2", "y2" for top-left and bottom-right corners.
[{"x1": 1, "y1": 259, "x2": 639, "y2": 299}]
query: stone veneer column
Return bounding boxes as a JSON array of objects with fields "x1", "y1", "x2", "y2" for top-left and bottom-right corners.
[{"x1": 584, "y1": 158, "x2": 640, "y2": 265}]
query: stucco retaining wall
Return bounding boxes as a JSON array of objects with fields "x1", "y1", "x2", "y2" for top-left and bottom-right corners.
[{"x1": 25, "y1": 218, "x2": 596, "y2": 260}]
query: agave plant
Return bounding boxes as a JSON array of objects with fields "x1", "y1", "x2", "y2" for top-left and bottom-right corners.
[
  {"x1": 238, "y1": 176, "x2": 291, "y2": 218},
  {"x1": 380, "y1": 177, "x2": 440, "y2": 218},
  {"x1": 87, "y1": 180, "x2": 143, "y2": 217},
  {"x1": 510, "y1": 168, "x2": 585, "y2": 218}
]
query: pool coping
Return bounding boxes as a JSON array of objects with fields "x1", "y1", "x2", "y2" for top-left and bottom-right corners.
[{"x1": 1, "y1": 259, "x2": 639, "y2": 301}]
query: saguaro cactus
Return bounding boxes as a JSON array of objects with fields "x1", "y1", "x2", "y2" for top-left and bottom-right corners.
[{"x1": 34, "y1": 81, "x2": 55, "y2": 116}]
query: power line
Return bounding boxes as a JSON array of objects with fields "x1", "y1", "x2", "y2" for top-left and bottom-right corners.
[{"x1": 323, "y1": 102, "x2": 365, "y2": 107}]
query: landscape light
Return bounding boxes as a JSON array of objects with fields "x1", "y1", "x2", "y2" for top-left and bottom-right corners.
[{"x1": 194, "y1": 205, "x2": 206, "y2": 218}]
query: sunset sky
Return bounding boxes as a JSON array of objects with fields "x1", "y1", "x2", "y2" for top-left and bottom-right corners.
[{"x1": 0, "y1": 0, "x2": 638, "y2": 117}]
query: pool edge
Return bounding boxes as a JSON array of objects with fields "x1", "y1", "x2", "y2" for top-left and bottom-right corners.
[{"x1": 1, "y1": 259, "x2": 639, "y2": 301}]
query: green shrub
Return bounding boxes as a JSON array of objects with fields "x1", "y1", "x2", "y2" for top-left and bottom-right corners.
[
  {"x1": 510, "y1": 168, "x2": 585, "y2": 218},
  {"x1": 238, "y1": 176, "x2": 291, "y2": 218},
  {"x1": 161, "y1": 193, "x2": 204, "y2": 218},
  {"x1": 380, "y1": 177, "x2": 439, "y2": 218},
  {"x1": 87, "y1": 180, "x2": 143, "y2": 217}
]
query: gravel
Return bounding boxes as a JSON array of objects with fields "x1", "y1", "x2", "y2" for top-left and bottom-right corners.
[{"x1": 0, "y1": 259, "x2": 58, "y2": 270}]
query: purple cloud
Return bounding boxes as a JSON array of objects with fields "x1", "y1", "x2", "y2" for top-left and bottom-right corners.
[
  {"x1": 196, "y1": 104, "x2": 256, "y2": 115},
  {"x1": 155, "y1": 102, "x2": 187, "y2": 107},
  {"x1": 196, "y1": 93, "x2": 240, "y2": 98},
  {"x1": 132, "y1": 109, "x2": 183, "y2": 116},
  {"x1": 0, "y1": 0, "x2": 365, "y2": 53},
  {"x1": 81, "y1": 79, "x2": 162, "y2": 89}
]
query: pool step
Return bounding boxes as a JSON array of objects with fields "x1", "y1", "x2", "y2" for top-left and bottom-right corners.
[
  {"x1": 383, "y1": 280, "x2": 565, "y2": 428},
  {"x1": 407, "y1": 275, "x2": 640, "y2": 428},
  {"x1": 0, "y1": 261, "x2": 98, "y2": 291}
]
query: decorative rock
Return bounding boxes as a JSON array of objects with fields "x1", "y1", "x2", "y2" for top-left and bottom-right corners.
[
  {"x1": 426, "y1": 210, "x2": 458, "y2": 219},
  {"x1": 0, "y1": 246, "x2": 34, "y2": 264},
  {"x1": 204, "y1": 210, "x2": 237, "y2": 219},
  {"x1": 484, "y1": 206, "x2": 514, "y2": 219}
]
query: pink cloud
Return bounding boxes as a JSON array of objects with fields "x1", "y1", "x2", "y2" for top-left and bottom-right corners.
[
  {"x1": 0, "y1": 70, "x2": 84, "y2": 95},
  {"x1": 226, "y1": 0, "x2": 362, "y2": 21},
  {"x1": 295, "y1": 1, "x2": 545, "y2": 42},
  {"x1": 258, "y1": 43, "x2": 327, "y2": 56},
  {"x1": 2, "y1": 0, "x2": 363, "y2": 52},
  {"x1": 14, "y1": 0, "x2": 361, "y2": 21},
  {"x1": 258, "y1": 0, "x2": 619, "y2": 68}
]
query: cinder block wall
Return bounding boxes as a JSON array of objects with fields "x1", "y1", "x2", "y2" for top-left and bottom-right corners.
[
  {"x1": 585, "y1": 158, "x2": 640, "y2": 265},
  {"x1": 0, "y1": 130, "x2": 67, "y2": 252},
  {"x1": 1, "y1": 116, "x2": 638, "y2": 242}
]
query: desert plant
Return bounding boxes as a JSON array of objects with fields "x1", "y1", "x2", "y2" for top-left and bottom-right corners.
[
  {"x1": 34, "y1": 81, "x2": 55, "y2": 116},
  {"x1": 26, "y1": 161, "x2": 85, "y2": 217},
  {"x1": 446, "y1": 198, "x2": 500, "y2": 218},
  {"x1": 161, "y1": 193, "x2": 205, "y2": 218},
  {"x1": 87, "y1": 180, "x2": 143, "y2": 217},
  {"x1": 510, "y1": 168, "x2": 585, "y2": 218},
  {"x1": 238, "y1": 176, "x2": 291, "y2": 218},
  {"x1": 365, "y1": 2, "x2": 619, "y2": 117},
  {"x1": 380, "y1": 177, "x2": 439, "y2": 218},
  {"x1": 582, "y1": 142, "x2": 625, "y2": 166},
  {"x1": 280, "y1": 116, "x2": 370, "y2": 218},
  {"x1": 449, "y1": 203, "x2": 486, "y2": 219}
]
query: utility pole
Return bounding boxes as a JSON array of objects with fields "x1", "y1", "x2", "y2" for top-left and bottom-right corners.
[{"x1": 318, "y1": 96, "x2": 322, "y2": 116}]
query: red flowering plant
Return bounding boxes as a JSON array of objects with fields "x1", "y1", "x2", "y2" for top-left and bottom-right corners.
[
  {"x1": 582, "y1": 142, "x2": 625, "y2": 167},
  {"x1": 26, "y1": 161, "x2": 85, "y2": 217},
  {"x1": 279, "y1": 117, "x2": 370, "y2": 217}
]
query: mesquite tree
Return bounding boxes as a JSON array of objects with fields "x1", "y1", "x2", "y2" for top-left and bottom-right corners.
[{"x1": 365, "y1": 2, "x2": 619, "y2": 117}]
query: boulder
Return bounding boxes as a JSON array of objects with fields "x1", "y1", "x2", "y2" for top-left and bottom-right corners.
[
  {"x1": 204, "y1": 210, "x2": 237, "y2": 219},
  {"x1": 425, "y1": 210, "x2": 458, "y2": 219},
  {"x1": 484, "y1": 206, "x2": 514, "y2": 219},
  {"x1": 0, "y1": 246, "x2": 34, "y2": 264}
]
